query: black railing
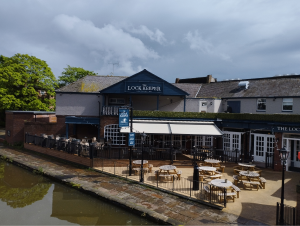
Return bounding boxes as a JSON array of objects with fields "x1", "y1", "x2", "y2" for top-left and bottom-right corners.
[
  {"x1": 265, "y1": 152, "x2": 274, "y2": 169},
  {"x1": 102, "y1": 106, "x2": 119, "y2": 115},
  {"x1": 192, "y1": 148, "x2": 243, "y2": 163},
  {"x1": 276, "y1": 202, "x2": 296, "y2": 225},
  {"x1": 94, "y1": 157, "x2": 227, "y2": 208}
]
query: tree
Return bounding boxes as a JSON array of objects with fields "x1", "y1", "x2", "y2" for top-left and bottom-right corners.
[
  {"x1": 58, "y1": 65, "x2": 97, "y2": 88},
  {"x1": 0, "y1": 53, "x2": 57, "y2": 112}
]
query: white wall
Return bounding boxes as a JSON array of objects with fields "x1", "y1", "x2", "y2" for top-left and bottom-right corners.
[
  {"x1": 56, "y1": 94, "x2": 101, "y2": 116},
  {"x1": 222, "y1": 97, "x2": 300, "y2": 114}
]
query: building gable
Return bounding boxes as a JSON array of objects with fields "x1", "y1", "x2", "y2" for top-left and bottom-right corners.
[{"x1": 100, "y1": 69, "x2": 189, "y2": 96}]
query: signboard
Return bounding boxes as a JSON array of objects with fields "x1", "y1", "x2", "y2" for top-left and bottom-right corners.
[
  {"x1": 119, "y1": 108, "x2": 129, "y2": 127},
  {"x1": 125, "y1": 82, "x2": 163, "y2": 93},
  {"x1": 274, "y1": 126, "x2": 300, "y2": 133},
  {"x1": 49, "y1": 116, "x2": 57, "y2": 123},
  {"x1": 128, "y1": 132, "x2": 135, "y2": 146}
]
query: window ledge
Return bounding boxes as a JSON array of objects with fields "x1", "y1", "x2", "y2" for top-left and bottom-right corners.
[{"x1": 256, "y1": 110, "x2": 266, "y2": 112}]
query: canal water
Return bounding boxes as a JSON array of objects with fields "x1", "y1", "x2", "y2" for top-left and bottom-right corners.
[{"x1": 0, "y1": 160, "x2": 158, "y2": 225}]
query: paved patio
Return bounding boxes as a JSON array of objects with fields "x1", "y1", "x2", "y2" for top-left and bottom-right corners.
[{"x1": 95, "y1": 159, "x2": 298, "y2": 225}]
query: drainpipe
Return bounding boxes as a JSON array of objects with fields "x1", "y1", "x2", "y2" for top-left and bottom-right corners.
[{"x1": 98, "y1": 101, "x2": 101, "y2": 141}]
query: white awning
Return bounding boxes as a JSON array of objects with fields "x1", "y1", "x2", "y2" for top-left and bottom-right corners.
[{"x1": 120, "y1": 120, "x2": 223, "y2": 136}]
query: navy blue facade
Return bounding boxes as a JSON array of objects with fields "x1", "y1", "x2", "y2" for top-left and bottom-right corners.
[{"x1": 100, "y1": 69, "x2": 189, "y2": 96}]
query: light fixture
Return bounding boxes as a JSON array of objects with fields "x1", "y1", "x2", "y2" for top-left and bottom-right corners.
[
  {"x1": 278, "y1": 146, "x2": 289, "y2": 225},
  {"x1": 278, "y1": 147, "x2": 289, "y2": 163}
]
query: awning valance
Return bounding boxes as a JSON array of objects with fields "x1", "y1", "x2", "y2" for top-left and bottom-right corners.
[{"x1": 120, "y1": 120, "x2": 223, "y2": 136}]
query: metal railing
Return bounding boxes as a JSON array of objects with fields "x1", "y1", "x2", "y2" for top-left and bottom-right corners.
[
  {"x1": 102, "y1": 106, "x2": 120, "y2": 116},
  {"x1": 93, "y1": 158, "x2": 227, "y2": 208},
  {"x1": 276, "y1": 202, "x2": 296, "y2": 225}
]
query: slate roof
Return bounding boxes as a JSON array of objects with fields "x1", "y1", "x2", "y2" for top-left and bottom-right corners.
[
  {"x1": 172, "y1": 83, "x2": 202, "y2": 98},
  {"x1": 56, "y1": 75, "x2": 128, "y2": 93},
  {"x1": 196, "y1": 76, "x2": 300, "y2": 98}
]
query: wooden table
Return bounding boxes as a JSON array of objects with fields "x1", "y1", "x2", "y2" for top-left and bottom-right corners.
[
  {"x1": 198, "y1": 166, "x2": 217, "y2": 174},
  {"x1": 158, "y1": 165, "x2": 177, "y2": 181},
  {"x1": 210, "y1": 179, "x2": 233, "y2": 188},
  {"x1": 133, "y1": 160, "x2": 148, "y2": 165},
  {"x1": 238, "y1": 163, "x2": 256, "y2": 170},
  {"x1": 239, "y1": 171, "x2": 259, "y2": 179},
  {"x1": 204, "y1": 159, "x2": 220, "y2": 167}
]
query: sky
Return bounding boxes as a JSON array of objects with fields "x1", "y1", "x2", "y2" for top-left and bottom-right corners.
[{"x1": 1, "y1": 0, "x2": 300, "y2": 83}]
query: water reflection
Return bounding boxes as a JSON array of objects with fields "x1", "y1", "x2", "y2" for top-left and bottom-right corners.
[
  {"x1": 0, "y1": 160, "x2": 156, "y2": 225},
  {"x1": 0, "y1": 160, "x2": 51, "y2": 208}
]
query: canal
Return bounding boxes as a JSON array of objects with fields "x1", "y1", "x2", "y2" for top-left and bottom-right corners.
[{"x1": 0, "y1": 160, "x2": 158, "y2": 225}]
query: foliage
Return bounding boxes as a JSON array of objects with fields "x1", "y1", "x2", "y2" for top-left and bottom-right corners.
[
  {"x1": 133, "y1": 110, "x2": 300, "y2": 123},
  {"x1": 0, "y1": 160, "x2": 51, "y2": 208},
  {"x1": 58, "y1": 65, "x2": 97, "y2": 88},
  {"x1": 0, "y1": 54, "x2": 57, "y2": 111}
]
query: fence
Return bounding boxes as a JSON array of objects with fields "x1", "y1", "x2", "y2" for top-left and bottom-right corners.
[
  {"x1": 276, "y1": 202, "x2": 296, "y2": 225},
  {"x1": 265, "y1": 152, "x2": 274, "y2": 169},
  {"x1": 93, "y1": 158, "x2": 227, "y2": 208}
]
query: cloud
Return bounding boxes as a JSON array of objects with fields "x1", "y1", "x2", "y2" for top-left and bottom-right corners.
[
  {"x1": 184, "y1": 30, "x2": 231, "y2": 61},
  {"x1": 124, "y1": 25, "x2": 167, "y2": 45},
  {"x1": 52, "y1": 14, "x2": 159, "y2": 73}
]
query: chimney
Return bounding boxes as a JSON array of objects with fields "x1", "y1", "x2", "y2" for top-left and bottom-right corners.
[
  {"x1": 207, "y1": 75, "x2": 212, "y2": 83},
  {"x1": 175, "y1": 78, "x2": 180, "y2": 83}
]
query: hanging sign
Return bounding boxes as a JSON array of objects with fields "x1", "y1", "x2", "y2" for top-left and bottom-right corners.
[
  {"x1": 119, "y1": 108, "x2": 129, "y2": 127},
  {"x1": 128, "y1": 132, "x2": 135, "y2": 146}
]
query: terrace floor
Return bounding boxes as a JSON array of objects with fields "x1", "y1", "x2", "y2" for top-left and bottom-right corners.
[{"x1": 94, "y1": 157, "x2": 299, "y2": 225}]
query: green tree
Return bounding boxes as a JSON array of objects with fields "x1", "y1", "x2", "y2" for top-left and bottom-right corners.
[
  {"x1": 0, "y1": 53, "x2": 57, "y2": 111},
  {"x1": 58, "y1": 65, "x2": 97, "y2": 88}
]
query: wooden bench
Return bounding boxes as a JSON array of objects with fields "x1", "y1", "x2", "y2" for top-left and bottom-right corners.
[
  {"x1": 159, "y1": 174, "x2": 174, "y2": 182},
  {"x1": 231, "y1": 184, "x2": 241, "y2": 198},
  {"x1": 218, "y1": 192, "x2": 236, "y2": 203},
  {"x1": 148, "y1": 164, "x2": 153, "y2": 173},
  {"x1": 176, "y1": 170, "x2": 182, "y2": 180},
  {"x1": 209, "y1": 174, "x2": 221, "y2": 179},
  {"x1": 259, "y1": 177, "x2": 267, "y2": 189},
  {"x1": 233, "y1": 175, "x2": 239, "y2": 185},
  {"x1": 204, "y1": 185, "x2": 211, "y2": 199},
  {"x1": 219, "y1": 165, "x2": 225, "y2": 173},
  {"x1": 242, "y1": 181, "x2": 260, "y2": 191},
  {"x1": 199, "y1": 175, "x2": 204, "y2": 182}
]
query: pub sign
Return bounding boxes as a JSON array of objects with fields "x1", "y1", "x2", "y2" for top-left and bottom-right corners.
[
  {"x1": 128, "y1": 132, "x2": 135, "y2": 146},
  {"x1": 119, "y1": 108, "x2": 129, "y2": 127}
]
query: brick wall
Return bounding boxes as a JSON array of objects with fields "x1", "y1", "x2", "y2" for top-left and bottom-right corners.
[
  {"x1": 24, "y1": 116, "x2": 73, "y2": 138},
  {"x1": 6, "y1": 112, "x2": 34, "y2": 144},
  {"x1": 100, "y1": 115, "x2": 118, "y2": 137},
  {"x1": 24, "y1": 143, "x2": 91, "y2": 167}
]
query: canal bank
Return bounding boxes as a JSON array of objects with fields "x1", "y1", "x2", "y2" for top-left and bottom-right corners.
[{"x1": 0, "y1": 144, "x2": 265, "y2": 225}]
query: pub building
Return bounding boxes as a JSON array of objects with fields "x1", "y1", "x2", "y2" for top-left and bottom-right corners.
[{"x1": 11, "y1": 70, "x2": 300, "y2": 172}]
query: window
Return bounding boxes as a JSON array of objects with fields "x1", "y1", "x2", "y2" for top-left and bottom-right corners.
[
  {"x1": 257, "y1": 98, "x2": 266, "y2": 111},
  {"x1": 109, "y1": 98, "x2": 125, "y2": 105},
  {"x1": 40, "y1": 90, "x2": 46, "y2": 95},
  {"x1": 222, "y1": 131, "x2": 241, "y2": 151},
  {"x1": 282, "y1": 98, "x2": 293, "y2": 111},
  {"x1": 104, "y1": 124, "x2": 126, "y2": 145},
  {"x1": 194, "y1": 136, "x2": 213, "y2": 148}
]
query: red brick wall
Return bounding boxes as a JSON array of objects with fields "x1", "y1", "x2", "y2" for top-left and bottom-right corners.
[
  {"x1": 24, "y1": 143, "x2": 91, "y2": 167},
  {"x1": 100, "y1": 115, "x2": 118, "y2": 137},
  {"x1": 24, "y1": 116, "x2": 73, "y2": 138},
  {"x1": 5, "y1": 112, "x2": 34, "y2": 144}
]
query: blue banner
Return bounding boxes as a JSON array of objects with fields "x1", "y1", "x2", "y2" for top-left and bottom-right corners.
[
  {"x1": 119, "y1": 108, "x2": 129, "y2": 127},
  {"x1": 128, "y1": 132, "x2": 135, "y2": 146}
]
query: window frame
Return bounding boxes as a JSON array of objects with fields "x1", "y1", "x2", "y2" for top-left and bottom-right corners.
[
  {"x1": 109, "y1": 98, "x2": 125, "y2": 105},
  {"x1": 282, "y1": 98, "x2": 293, "y2": 112},
  {"x1": 257, "y1": 98, "x2": 266, "y2": 111}
]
